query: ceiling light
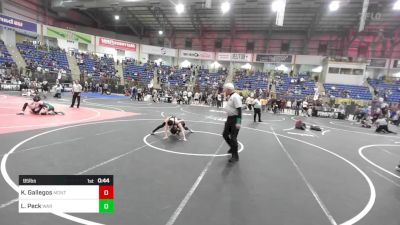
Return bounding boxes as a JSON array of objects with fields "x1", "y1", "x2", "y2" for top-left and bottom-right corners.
[
  {"x1": 158, "y1": 30, "x2": 163, "y2": 35},
  {"x1": 114, "y1": 15, "x2": 120, "y2": 20},
  {"x1": 394, "y1": 0, "x2": 400, "y2": 10},
  {"x1": 329, "y1": 1, "x2": 340, "y2": 11},
  {"x1": 221, "y1": 1, "x2": 231, "y2": 14},
  {"x1": 271, "y1": 0, "x2": 285, "y2": 12},
  {"x1": 176, "y1": 3, "x2": 185, "y2": 14}
]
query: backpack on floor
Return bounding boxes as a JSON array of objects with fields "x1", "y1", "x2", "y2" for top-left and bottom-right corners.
[{"x1": 310, "y1": 125, "x2": 322, "y2": 131}]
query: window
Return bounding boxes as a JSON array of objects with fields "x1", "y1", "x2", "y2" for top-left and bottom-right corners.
[
  {"x1": 353, "y1": 69, "x2": 364, "y2": 75},
  {"x1": 328, "y1": 67, "x2": 340, "y2": 73},
  {"x1": 340, "y1": 68, "x2": 352, "y2": 74}
]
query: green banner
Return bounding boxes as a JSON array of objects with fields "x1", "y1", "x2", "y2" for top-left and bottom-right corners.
[{"x1": 46, "y1": 26, "x2": 92, "y2": 44}]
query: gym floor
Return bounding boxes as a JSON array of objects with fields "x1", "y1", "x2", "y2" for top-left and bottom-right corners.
[{"x1": 0, "y1": 92, "x2": 399, "y2": 225}]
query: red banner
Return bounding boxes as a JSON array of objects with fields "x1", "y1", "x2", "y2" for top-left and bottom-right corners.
[{"x1": 98, "y1": 37, "x2": 136, "y2": 51}]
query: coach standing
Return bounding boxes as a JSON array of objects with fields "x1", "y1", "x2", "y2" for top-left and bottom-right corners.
[
  {"x1": 71, "y1": 80, "x2": 82, "y2": 108},
  {"x1": 222, "y1": 83, "x2": 242, "y2": 163}
]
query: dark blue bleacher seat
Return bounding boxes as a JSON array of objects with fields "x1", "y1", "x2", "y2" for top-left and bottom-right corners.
[
  {"x1": 123, "y1": 61, "x2": 153, "y2": 86},
  {"x1": 77, "y1": 54, "x2": 116, "y2": 80},
  {"x1": 286, "y1": 75, "x2": 316, "y2": 99},
  {"x1": 197, "y1": 69, "x2": 226, "y2": 91},
  {"x1": 324, "y1": 83, "x2": 372, "y2": 100},
  {"x1": 234, "y1": 72, "x2": 268, "y2": 90},
  {"x1": 0, "y1": 41, "x2": 14, "y2": 65},
  {"x1": 17, "y1": 43, "x2": 70, "y2": 74},
  {"x1": 368, "y1": 79, "x2": 400, "y2": 102}
]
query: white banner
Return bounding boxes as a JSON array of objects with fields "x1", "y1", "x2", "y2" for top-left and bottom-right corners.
[
  {"x1": 97, "y1": 37, "x2": 136, "y2": 51},
  {"x1": 140, "y1": 44, "x2": 177, "y2": 57},
  {"x1": 216, "y1": 52, "x2": 253, "y2": 62},
  {"x1": 179, "y1": 49, "x2": 215, "y2": 60}
]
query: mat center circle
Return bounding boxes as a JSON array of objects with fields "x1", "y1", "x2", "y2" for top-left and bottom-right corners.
[{"x1": 143, "y1": 130, "x2": 244, "y2": 157}]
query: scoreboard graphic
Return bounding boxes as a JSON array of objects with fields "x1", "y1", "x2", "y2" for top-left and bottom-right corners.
[{"x1": 18, "y1": 175, "x2": 114, "y2": 213}]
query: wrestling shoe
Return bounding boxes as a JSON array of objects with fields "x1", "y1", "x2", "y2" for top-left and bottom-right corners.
[{"x1": 228, "y1": 157, "x2": 239, "y2": 163}]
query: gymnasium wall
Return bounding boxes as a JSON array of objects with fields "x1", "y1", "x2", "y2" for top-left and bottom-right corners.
[{"x1": 149, "y1": 30, "x2": 400, "y2": 59}]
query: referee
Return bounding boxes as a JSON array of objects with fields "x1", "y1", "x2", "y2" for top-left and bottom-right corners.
[
  {"x1": 253, "y1": 96, "x2": 262, "y2": 122},
  {"x1": 222, "y1": 83, "x2": 242, "y2": 163},
  {"x1": 71, "y1": 80, "x2": 82, "y2": 108}
]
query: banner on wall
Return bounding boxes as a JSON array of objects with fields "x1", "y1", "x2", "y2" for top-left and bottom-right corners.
[
  {"x1": 255, "y1": 54, "x2": 293, "y2": 63},
  {"x1": 179, "y1": 49, "x2": 215, "y2": 60},
  {"x1": 368, "y1": 58, "x2": 387, "y2": 68},
  {"x1": 216, "y1": 52, "x2": 252, "y2": 62},
  {"x1": 45, "y1": 26, "x2": 93, "y2": 44},
  {"x1": 98, "y1": 37, "x2": 136, "y2": 51},
  {"x1": 141, "y1": 44, "x2": 177, "y2": 57},
  {"x1": 0, "y1": 14, "x2": 37, "y2": 33}
]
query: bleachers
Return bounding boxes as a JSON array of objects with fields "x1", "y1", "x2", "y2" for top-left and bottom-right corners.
[
  {"x1": 100, "y1": 56, "x2": 116, "y2": 77},
  {"x1": 17, "y1": 43, "x2": 70, "y2": 73},
  {"x1": 77, "y1": 54, "x2": 95, "y2": 75},
  {"x1": 368, "y1": 79, "x2": 400, "y2": 102},
  {"x1": 77, "y1": 54, "x2": 116, "y2": 79},
  {"x1": 274, "y1": 74, "x2": 291, "y2": 93},
  {"x1": 0, "y1": 40, "x2": 14, "y2": 65},
  {"x1": 324, "y1": 83, "x2": 372, "y2": 100},
  {"x1": 123, "y1": 61, "x2": 153, "y2": 85},
  {"x1": 170, "y1": 67, "x2": 191, "y2": 87},
  {"x1": 197, "y1": 69, "x2": 226, "y2": 91},
  {"x1": 286, "y1": 75, "x2": 316, "y2": 99},
  {"x1": 233, "y1": 71, "x2": 268, "y2": 90}
]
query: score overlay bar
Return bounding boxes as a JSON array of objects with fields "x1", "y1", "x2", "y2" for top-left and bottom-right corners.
[{"x1": 19, "y1": 175, "x2": 114, "y2": 213}]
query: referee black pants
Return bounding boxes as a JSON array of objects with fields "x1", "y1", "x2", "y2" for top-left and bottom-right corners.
[
  {"x1": 254, "y1": 108, "x2": 261, "y2": 122},
  {"x1": 223, "y1": 116, "x2": 240, "y2": 160},
  {"x1": 71, "y1": 92, "x2": 80, "y2": 108}
]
